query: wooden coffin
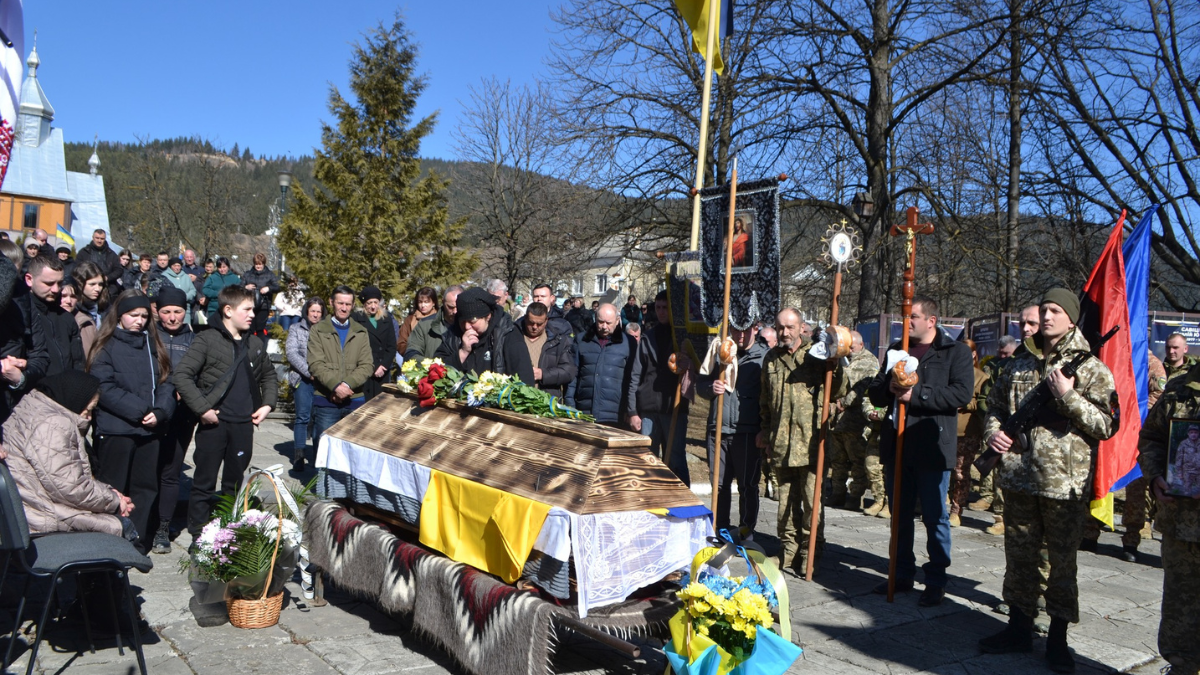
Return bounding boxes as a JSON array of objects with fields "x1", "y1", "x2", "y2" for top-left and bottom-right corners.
[{"x1": 323, "y1": 386, "x2": 702, "y2": 515}]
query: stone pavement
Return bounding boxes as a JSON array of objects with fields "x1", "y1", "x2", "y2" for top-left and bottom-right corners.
[{"x1": 1, "y1": 420, "x2": 1173, "y2": 674}]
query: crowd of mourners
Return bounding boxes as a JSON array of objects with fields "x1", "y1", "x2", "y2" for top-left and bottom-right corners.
[{"x1": 0, "y1": 226, "x2": 1197, "y2": 675}]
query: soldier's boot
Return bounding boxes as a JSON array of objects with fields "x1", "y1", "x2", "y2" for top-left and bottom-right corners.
[
  {"x1": 863, "y1": 498, "x2": 885, "y2": 517},
  {"x1": 1079, "y1": 537, "x2": 1098, "y2": 553},
  {"x1": 1045, "y1": 618, "x2": 1076, "y2": 673},
  {"x1": 1121, "y1": 545, "x2": 1139, "y2": 563},
  {"x1": 978, "y1": 605, "x2": 1033, "y2": 654},
  {"x1": 968, "y1": 497, "x2": 992, "y2": 512},
  {"x1": 985, "y1": 516, "x2": 1005, "y2": 536},
  {"x1": 948, "y1": 511, "x2": 961, "y2": 527},
  {"x1": 827, "y1": 490, "x2": 847, "y2": 508}
]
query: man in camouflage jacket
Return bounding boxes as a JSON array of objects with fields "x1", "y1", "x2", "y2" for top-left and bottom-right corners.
[
  {"x1": 1139, "y1": 361, "x2": 1200, "y2": 675},
  {"x1": 979, "y1": 289, "x2": 1117, "y2": 673},
  {"x1": 829, "y1": 331, "x2": 883, "y2": 511},
  {"x1": 758, "y1": 308, "x2": 845, "y2": 575}
]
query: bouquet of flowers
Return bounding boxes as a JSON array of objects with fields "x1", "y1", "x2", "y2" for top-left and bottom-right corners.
[
  {"x1": 397, "y1": 358, "x2": 593, "y2": 422},
  {"x1": 184, "y1": 471, "x2": 315, "y2": 605},
  {"x1": 665, "y1": 542, "x2": 801, "y2": 675}
]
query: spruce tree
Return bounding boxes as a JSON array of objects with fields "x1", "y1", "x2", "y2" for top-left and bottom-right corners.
[{"x1": 279, "y1": 16, "x2": 476, "y2": 301}]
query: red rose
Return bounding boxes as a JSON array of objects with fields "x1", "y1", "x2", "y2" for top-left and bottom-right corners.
[
  {"x1": 416, "y1": 378, "x2": 435, "y2": 401},
  {"x1": 419, "y1": 397, "x2": 438, "y2": 408},
  {"x1": 427, "y1": 364, "x2": 447, "y2": 382}
]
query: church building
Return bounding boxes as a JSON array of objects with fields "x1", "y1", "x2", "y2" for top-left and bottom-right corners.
[{"x1": 0, "y1": 43, "x2": 109, "y2": 248}]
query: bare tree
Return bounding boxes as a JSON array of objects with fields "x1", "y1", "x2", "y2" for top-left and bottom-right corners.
[
  {"x1": 765, "y1": 0, "x2": 1012, "y2": 320},
  {"x1": 453, "y1": 78, "x2": 618, "y2": 293},
  {"x1": 1024, "y1": 0, "x2": 1200, "y2": 309}
]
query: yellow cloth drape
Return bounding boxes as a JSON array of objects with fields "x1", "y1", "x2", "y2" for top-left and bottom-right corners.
[
  {"x1": 419, "y1": 470, "x2": 552, "y2": 583},
  {"x1": 674, "y1": 0, "x2": 725, "y2": 75}
]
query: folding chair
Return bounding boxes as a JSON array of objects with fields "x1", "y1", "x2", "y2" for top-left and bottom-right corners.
[{"x1": 0, "y1": 462, "x2": 151, "y2": 675}]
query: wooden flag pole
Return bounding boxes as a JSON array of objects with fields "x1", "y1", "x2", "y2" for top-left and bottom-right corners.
[
  {"x1": 688, "y1": 0, "x2": 722, "y2": 252},
  {"x1": 710, "y1": 156, "x2": 738, "y2": 531},
  {"x1": 886, "y1": 206, "x2": 934, "y2": 602},
  {"x1": 806, "y1": 269, "x2": 842, "y2": 581}
]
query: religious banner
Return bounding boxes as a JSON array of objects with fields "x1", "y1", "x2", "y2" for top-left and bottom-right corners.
[
  {"x1": 0, "y1": 1, "x2": 24, "y2": 190},
  {"x1": 699, "y1": 176, "x2": 781, "y2": 329}
]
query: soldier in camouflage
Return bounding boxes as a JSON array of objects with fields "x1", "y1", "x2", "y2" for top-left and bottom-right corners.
[
  {"x1": 950, "y1": 339, "x2": 989, "y2": 527},
  {"x1": 859, "y1": 390, "x2": 890, "y2": 517},
  {"x1": 758, "y1": 308, "x2": 845, "y2": 576},
  {"x1": 1164, "y1": 333, "x2": 1198, "y2": 381},
  {"x1": 978, "y1": 289, "x2": 1117, "y2": 674},
  {"x1": 829, "y1": 331, "x2": 882, "y2": 510},
  {"x1": 1139, "y1": 360, "x2": 1200, "y2": 675}
]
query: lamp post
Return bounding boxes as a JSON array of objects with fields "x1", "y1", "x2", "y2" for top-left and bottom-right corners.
[{"x1": 271, "y1": 170, "x2": 293, "y2": 274}]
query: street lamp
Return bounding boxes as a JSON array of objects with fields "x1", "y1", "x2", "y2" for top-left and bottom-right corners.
[
  {"x1": 852, "y1": 191, "x2": 875, "y2": 219},
  {"x1": 273, "y1": 170, "x2": 293, "y2": 274}
]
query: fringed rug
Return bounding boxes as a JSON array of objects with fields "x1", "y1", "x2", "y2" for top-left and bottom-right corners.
[{"x1": 304, "y1": 501, "x2": 680, "y2": 675}]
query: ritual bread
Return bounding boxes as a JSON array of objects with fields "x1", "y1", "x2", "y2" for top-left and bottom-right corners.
[
  {"x1": 667, "y1": 352, "x2": 679, "y2": 374},
  {"x1": 827, "y1": 325, "x2": 853, "y2": 360},
  {"x1": 893, "y1": 360, "x2": 919, "y2": 388},
  {"x1": 718, "y1": 338, "x2": 737, "y2": 365}
]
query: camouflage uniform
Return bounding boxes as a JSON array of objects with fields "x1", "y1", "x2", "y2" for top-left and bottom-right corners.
[
  {"x1": 1164, "y1": 354, "x2": 1200, "y2": 383},
  {"x1": 760, "y1": 343, "x2": 845, "y2": 572},
  {"x1": 951, "y1": 367, "x2": 990, "y2": 515},
  {"x1": 977, "y1": 356, "x2": 1012, "y2": 515},
  {"x1": 983, "y1": 328, "x2": 1117, "y2": 623},
  {"x1": 830, "y1": 347, "x2": 883, "y2": 504},
  {"x1": 1138, "y1": 363, "x2": 1200, "y2": 675}
]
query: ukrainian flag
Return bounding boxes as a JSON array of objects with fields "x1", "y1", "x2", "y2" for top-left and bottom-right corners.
[
  {"x1": 55, "y1": 224, "x2": 75, "y2": 249},
  {"x1": 674, "y1": 0, "x2": 730, "y2": 75}
]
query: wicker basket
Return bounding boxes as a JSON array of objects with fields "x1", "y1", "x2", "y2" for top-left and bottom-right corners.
[
  {"x1": 227, "y1": 471, "x2": 287, "y2": 629},
  {"x1": 228, "y1": 591, "x2": 285, "y2": 629}
]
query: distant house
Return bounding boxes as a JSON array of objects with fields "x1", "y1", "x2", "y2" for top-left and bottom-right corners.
[{"x1": 0, "y1": 44, "x2": 110, "y2": 248}]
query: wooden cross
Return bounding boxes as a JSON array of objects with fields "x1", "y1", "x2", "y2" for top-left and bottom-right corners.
[{"x1": 885, "y1": 206, "x2": 933, "y2": 602}]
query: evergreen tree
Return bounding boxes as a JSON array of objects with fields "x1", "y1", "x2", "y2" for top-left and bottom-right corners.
[{"x1": 279, "y1": 15, "x2": 476, "y2": 301}]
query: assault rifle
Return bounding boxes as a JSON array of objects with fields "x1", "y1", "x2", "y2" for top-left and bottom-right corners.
[{"x1": 973, "y1": 326, "x2": 1119, "y2": 479}]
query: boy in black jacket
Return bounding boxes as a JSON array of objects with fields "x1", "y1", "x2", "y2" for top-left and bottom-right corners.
[{"x1": 173, "y1": 286, "x2": 277, "y2": 538}]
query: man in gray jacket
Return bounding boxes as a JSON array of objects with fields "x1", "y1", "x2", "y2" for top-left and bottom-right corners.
[{"x1": 699, "y1": 322, "x2": 768, "y2": 537}]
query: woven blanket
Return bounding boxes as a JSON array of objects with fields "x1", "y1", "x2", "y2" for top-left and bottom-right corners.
[{"x1": 304, "y1": 501, "x2": 681, "y2": 675}]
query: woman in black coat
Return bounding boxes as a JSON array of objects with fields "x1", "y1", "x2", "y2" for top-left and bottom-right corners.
[
  {"x1": 87, "y1": 290, "x2": 176, "y2": 553},
  {"x1": 352, "y1": 286, "x2": 398, "y2": 401}
]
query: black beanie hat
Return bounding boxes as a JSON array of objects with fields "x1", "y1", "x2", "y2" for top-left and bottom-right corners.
[
  {"x1": 36, "y1": 371, "x2": 101, "y2": 415},
  {"x1": 359, "y1": 285, "x2": 383, "y2": 302},
  {"x1": 155, "y1": 286, "x2": 188, "y2": 310},
  {"x1": 1041, "y1": 288, "x2": 1080, "y2": 324},
  {"x1": 456, "y1": 287, "x2": 497, "y2": 323}
]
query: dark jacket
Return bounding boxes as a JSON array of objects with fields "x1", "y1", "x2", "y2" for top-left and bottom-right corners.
[
  {"x1": 73, "y1": 241, "x2": 124, "y2": 298},
  {"x1": 122, "y1": 267, "x2": 151, "y2": 294},
  {"x1": 436, "y1": 308, "x2": 535, "y2": 384},
  {"x1": 241, "y1": 267, "x2": 279, "y2": 310},
  {"x1": 621, "y1": 303, "x2": 643, "y2": 326},
  {"x1": 868, "y1": 327, "x2": 974, "y2": 470},
  {"x1": 567, "y1": 326, "x2": 634, "y2": 425},
  {"x1": 32, "y1": 295, "x2": 84, "y2": 376},
  {"x1": 699, "y1": 339, "x2": 768, "y2": 435},
  {"x1": 0, "y1": 283, "x2": 50, "y2": 425},
  {"x1": 627, "y1": 323, "x2": 687, "y2": 418},
  {"x1": 90, "y1": 328, "x2": 176, "y2": 437},
  {"x1": 353, "y1": 310, "x2": 399, "y2": 401},
  {"x1": 172, "y1": 322, "x2": 277, "y2": 417},
  {"x1": 531, "y1": 328, "x2": 576, "y2": 399},
  {"x1": 565, "y1": 307, "x2": 594, "y2": 335},
  {"x1": 156, "y1": 322, "x2": 196, "y2": 369}
]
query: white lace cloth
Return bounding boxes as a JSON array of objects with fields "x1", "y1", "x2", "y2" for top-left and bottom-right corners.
[
  {"x1": 319, "y1": 434, "x2": 711, "y2": 617},
  {"x1": 571, "y1": 510, "x2": 712, "y2": 617}
]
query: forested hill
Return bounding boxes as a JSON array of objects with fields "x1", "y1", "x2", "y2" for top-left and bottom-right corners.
[{"x1": 62, "y1": 138, "x2": 480, "y2": 252}]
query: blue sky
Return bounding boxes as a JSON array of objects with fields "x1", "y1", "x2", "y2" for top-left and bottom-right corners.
[{"x1": 24, "y1": 1, "x2": 556, "y2": 160}]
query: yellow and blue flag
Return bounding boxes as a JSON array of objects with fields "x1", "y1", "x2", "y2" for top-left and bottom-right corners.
[
  {"x1": 56, "y1": 224, "x2": 75, "y2": 249},
  {"x1": 674, "y1": 0, "x2": 732, "y2": 75}
]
